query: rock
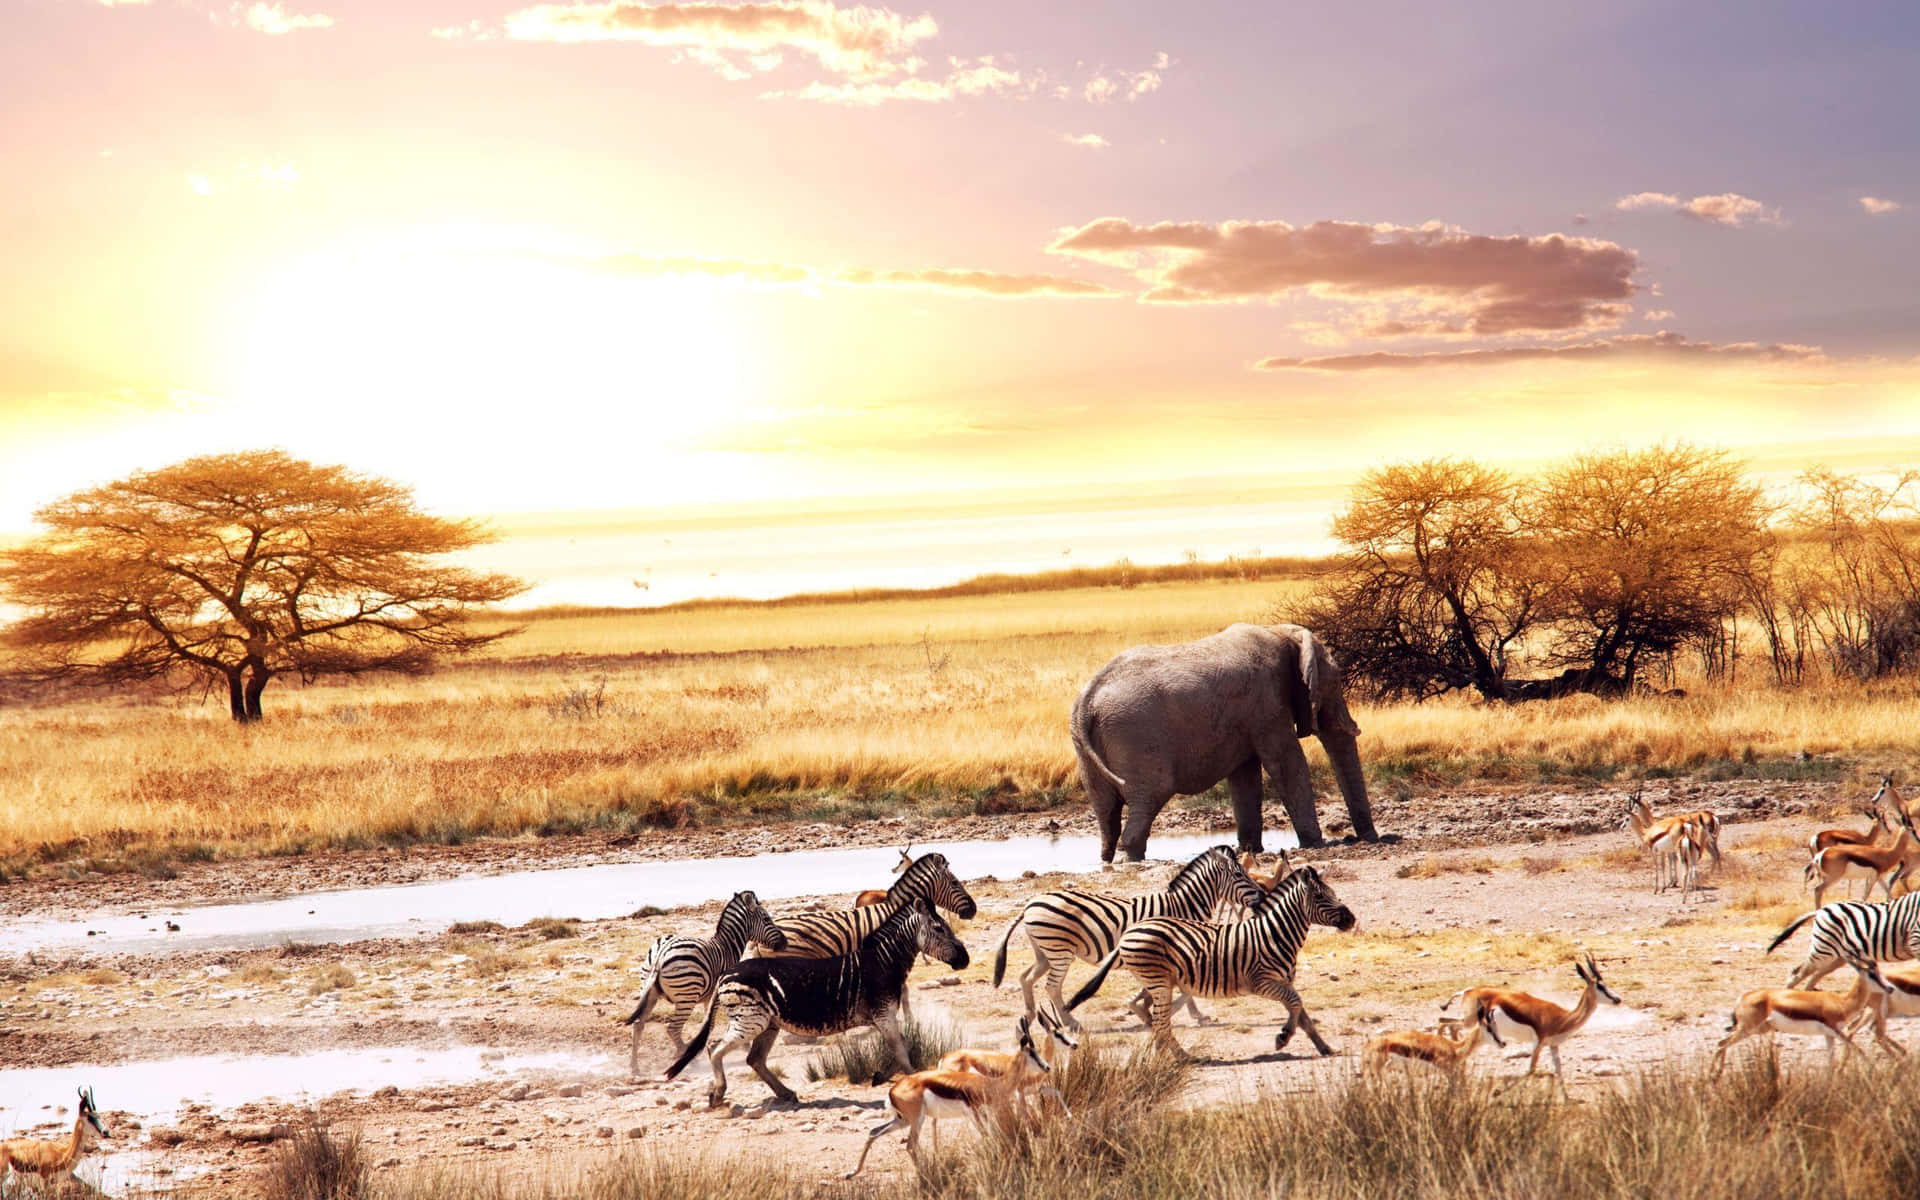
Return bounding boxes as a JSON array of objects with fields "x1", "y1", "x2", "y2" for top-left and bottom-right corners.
[
  {"x1": 491, "y1": 1127, "x2": 507, "y2": 1137},
  {"x1": 607, "y1": 1085, "x2": 637, "y2": 1097},
  {"x1": 625, "y1": 1126, "x2": 646, "y2": 1139},
  {"x1": 596, "y1": 1125, "x2": 614, "y2": 1138},
  {"x1": 148, "y1": 1127, "x2": 188, "y2": 1147},
  {"x1": 541, "y1": 1111, "x2": 571, "y2": 1126},
  {"x1": 378, "y1": 1157, "x2": 402, "y2": 1168},
  {"x1": 504, "y1": 1084, "x2": 531, "y2": 1101},
  {"x1": 457, "y1": 1137, "x2": 487, "y2": 1148},
  {"x1": 557, "y1": 1084, "x2": 584, "y2": 1098},
  {"x1": 417, "y1": 1101, "x2": 451, "y2": 1113},
  {"x1": 227, "y1": 1124, "x2": 289, "y2": 1143}
]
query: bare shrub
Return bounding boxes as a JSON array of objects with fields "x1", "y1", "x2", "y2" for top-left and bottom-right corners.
[{"x1": 261, "y1": 1121, "x2": 368, "y2": 1200}]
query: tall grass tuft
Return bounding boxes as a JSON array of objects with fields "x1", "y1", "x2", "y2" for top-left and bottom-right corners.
[
  {"x1": 261, "y1": 1122, "x2": 369, "y2": 1200},
  {"x1": 805, "y1": 1009, "x2": 965, "y2": 1084}
]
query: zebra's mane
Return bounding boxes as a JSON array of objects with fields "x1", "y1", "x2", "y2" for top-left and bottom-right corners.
[
  {"x1": 886, "y1": 853, "x2": 950, "y2": 902},
  {"x1": 1165, "y1": 845, "x2": 1234, "y2": 894},
  {"x1": 1255, "y1": 866, "x2": 1319, "y2": 913}
]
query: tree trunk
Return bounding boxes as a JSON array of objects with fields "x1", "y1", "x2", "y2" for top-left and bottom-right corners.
[
  {"x1": 225, "y1": 669, "x2": 248, "y2": 722},
  {"x1": 242, "y1": 663, "x2": 270, "y2": 722}
]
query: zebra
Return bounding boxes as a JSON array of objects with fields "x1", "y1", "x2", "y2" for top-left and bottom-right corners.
[
  {"x1": 1064, "y1": 864, "x2": 1356, "y2": 1056},
  {"x1": 989, "y1": 844, "x2": 1267, "y2": 1030},
  {"x1": 1768, "y1": 891, "x2": 1920, "y2": 988},
  {"x1": 775, "y1": 851, "x2": 978, "y2": 958},
  {"x1": 663, "y1": 897, "x2": 970, "y2": 1108},
  {"x1": 621, "y1": 890, "x2": 787, "y2": 1075}
]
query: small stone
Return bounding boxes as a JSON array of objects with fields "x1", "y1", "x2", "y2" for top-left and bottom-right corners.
[
  {"x1": 607, "y1": 1086, "x2": 636, "y2": 1097},
  {"x1": 541, "y1": 1111, "x2": 571, "y2": 1126},
  {"x1": 417, "y1": 1101, "x2": 450, "y2": 1113},
  {"x1": 504, "y1": 1084, "x2": 531, "y2": 1101},
  {"x1": 557, "y1": 1084, "x2": 584, "y2": 1098},
  {"x1": 596, "y1": 1125, "x2": 614, "y2": 1138},
  {"x1": 457, "y1": 1137, "x2": 487, "y2": 1148},
  {"x1": 148, "y1": 1127, "x2": 188, "y2": 1147},
  {"x1": 227, "y1": 1124, "x2": 288, "y2": 1143},
  {"x1": 625, "y1": 1126, "x2": 645, "y2": 1139}
]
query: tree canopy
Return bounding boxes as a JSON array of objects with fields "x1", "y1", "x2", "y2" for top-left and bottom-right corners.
[{"x1": 0, "y1": 450, "x2": 526, "y2": 720}]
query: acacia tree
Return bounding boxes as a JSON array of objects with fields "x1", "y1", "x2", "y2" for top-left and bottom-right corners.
[
  {"x1": 1527, "y1": 444, "x2": 1771, "y2": 692},
  {"x1": 0, "y1": 450, "x2": 526, "y2": 721},
  {"x1": 1300, "y1": 459, "x2": 1545, "y2": 700}
]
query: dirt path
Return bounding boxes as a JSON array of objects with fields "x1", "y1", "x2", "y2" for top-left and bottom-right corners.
[{"x1": 0, "y1": 779, "x2": 1877, "y2": 1194}]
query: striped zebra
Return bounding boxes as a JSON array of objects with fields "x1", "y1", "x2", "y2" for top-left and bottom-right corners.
[
  {"x1": 1768, "y1": 891, "x2": 1920, "y2": 988},
  {"x1": 989, "y1": 844, "x2": 1266, "y2": 1030},
  {"x1": 776, "y1": 851, "x2": 978, "y2": 958},
  {"x1": 1064, "y1": 865, "x2": 1357, "y2": 1056},
  {"x1": 622, "y1": 890, "x2": 787, "y2": 1075}
]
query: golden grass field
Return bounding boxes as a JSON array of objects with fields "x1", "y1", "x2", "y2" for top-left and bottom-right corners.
[{"x1": 4, "y1": 573, "x2": 1918, "y2": 873}]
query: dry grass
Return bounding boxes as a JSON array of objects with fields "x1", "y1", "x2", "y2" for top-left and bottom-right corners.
[
  {"x1": 1394, "y1": 853, "x2": 1498, "y2": 879},
  {"x1": 305, "y1": 964, "x2": 356, "y2": 995},
  {"x1": 3, "y1": 573, "x2": 1917, "y2": 874}
]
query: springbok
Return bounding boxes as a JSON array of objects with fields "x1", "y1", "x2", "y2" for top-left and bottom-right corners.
[
  {"x1": 1438, "y1": 954, "x2": 1621, "y2": 1095},
  {"x1": 1622, "y1": 787, "x2": 1716, "y2": 893},
  {"x1": 1, "y1": 1087, "x2": 110, "y2": 1194},
  {"x1": 854, "y1": 846, "x2": 917, "y2": 906},
  {"x1": 846, "y1": 1016, "x2": 1065, "y2": 1178},
  {"x1": 939, "y1": 1006, "x2": 1079, "y2": 1075},
  {"x1": 1844, "y1": 959, "x2": 1920, "y2": 1054},
  {"x1": 1804, "y1": 803, "x2": 1920, "y2": 908},
  {"x1": 1362, "y1": 1006, "x2": 1505, "y2": 1078},
  {"x1": 1712, "y1": 959, "x2": 1894, "y2": 1072}
]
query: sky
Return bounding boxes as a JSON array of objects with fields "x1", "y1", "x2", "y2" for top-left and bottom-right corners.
[{"x1": 3, "y1": 0, "x2": 1918, "y2": 589}]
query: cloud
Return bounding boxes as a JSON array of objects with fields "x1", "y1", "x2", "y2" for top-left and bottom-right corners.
[
  {"x1": 183, "y1": 162, "x2": 300, "y2": 196},
  {"x1": 833, "y1": 267, "x2": 1120, "y2": 296},
  {"x1": 244, "y1": 2, "x2": 334, "y2": 33},
  {"x1": 1860, "y1": 196, "x2": 1902, "y2": 215},
  {"x1": 1050, "y1": 217, "x2": 1638, "y2": 336},
  {"x1": 1062, "y1": 132, "x2": 1109, "y2": 149},
  {"x1": 1256, "y1": 331, "x2": 1828, "y2": 372},
  {"x1": 1615, "y1": 190, "x2": 1782, "y2": 227},
  {"x1": 762, "y1": 56, "x2": 1024, "y2": 103},
  {"x1": 1641, "y1": 308, "x2": 1674, "y2": 321},
  {"x1": 1081, "y1": 51, "x2": 1167, "y2": 103},
  {"x1": 566, "y1": 252, "x2": 1117, "y2": 297},
  {"x1": 502, "y1": 1, "x2": 936, "y2": 79}
]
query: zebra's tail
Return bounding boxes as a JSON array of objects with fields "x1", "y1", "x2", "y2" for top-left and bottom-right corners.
[
  {"x1": 1064, "y1": 948, "x2": 1122, "y2": 1013},
  {"x1": 1767, "y1": 909, "x2": 1821, "y2": 956},
  {"x1": 622, "y1": 948, "x2": 666, "y2": 1026},
  {"x1": 663, "y1": 997, "x2": 720, "y2": 1080},
  {"x1": 991, "y1": 908, "x2": 1026, "y2": 989}
]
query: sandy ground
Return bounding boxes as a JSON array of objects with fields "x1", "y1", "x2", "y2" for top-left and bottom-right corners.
[{"x1": 0, "y1": 777, "x2": 1889, "y2": 1194}]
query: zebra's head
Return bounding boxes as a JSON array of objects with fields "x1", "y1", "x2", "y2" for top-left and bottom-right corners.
[
  {"x1": 731, "y1": 890, "x2": 788, "y2": 953},
  {"x1": 1272, "y1": 865, "x2": 1357, "y2": 933},
  {"x1": 889, "y1": 852, "x2": 978, "y2": 920},
  {"x1": 903, "y1": 898, "x2": 971, "y2": 970},
  {"x1": 1169, "y1": 845, "x2": 1266, "y2": 914}
]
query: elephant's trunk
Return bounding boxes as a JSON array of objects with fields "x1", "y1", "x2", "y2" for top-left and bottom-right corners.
[{"x1": 1318, "y1": 727, "x2": 1377, "y2": 841}]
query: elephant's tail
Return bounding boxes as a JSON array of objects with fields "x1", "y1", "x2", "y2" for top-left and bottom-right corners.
[
  {"x1": 1065, "y1": 948, "x2": 1122, "y2": 1014},
  {"x1": 1071, "y1": 688, "x2": 1126, "y2": 791},
  {"x1": 990, "y1": 907, "x2": 1025, "y2": 989}
]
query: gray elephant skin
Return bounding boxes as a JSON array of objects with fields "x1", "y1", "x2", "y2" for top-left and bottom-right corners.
[{"x1": 1072, "y1": 622, "x2": 1377, "y2": 862}]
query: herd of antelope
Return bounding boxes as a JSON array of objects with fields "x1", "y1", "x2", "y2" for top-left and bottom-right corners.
[{"x1": 15, "y1": 780, "x2": 1920, "y2": 1187}]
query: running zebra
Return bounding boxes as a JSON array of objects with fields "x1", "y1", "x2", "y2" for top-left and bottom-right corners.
[
  {"x1": 622, "y1": 890, "x2": 787, "y2": 1075},
  {"x1": 989, "y1": 844, "x2": 1266, "y2": 1030},
  {"x1": 1064, "y1": 865, "x2": 1356, "y2": 1056},
  {"x1": 1768, "y1": 891, "x2": 1920, "y2": 988},
  {"x1": 664, "y1": 898, "x2": 970, "y2": 1107},
  {"x1": 775, "y1": 852, "x2": 977, "y2": 958}
]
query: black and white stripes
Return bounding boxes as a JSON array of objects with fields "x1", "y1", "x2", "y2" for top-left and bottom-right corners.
[
  {"x1": 990, "y1": 844, "x2": 1265, "y2": 1028},
  {"x1": 1770, "y1": 892, "x2": 1920, "y2": 988},
  {"x1": 1065, "y1": 865, "x2": 1356, "y2": 1055},
  {"x1": 776, "y1": 852, "x2": 978, "y2": 958},
  {"x1": 623, "y1": 890, "x2": 787, "y2": 1074}
]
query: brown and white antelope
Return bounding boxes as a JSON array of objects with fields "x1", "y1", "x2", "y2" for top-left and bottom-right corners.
[
  {"x1": 1844, "y1": 959, "x2": 1920, "y2": 1054},
  {"x1": 1362, "y1": 1006, "x2": 1504, "y2": 1078},
  {"x1": 1438, "y1": 954, "x2": 1621, "y2": 1094},
  {"x1": 1622, "y1": 788, "x2": 1717, "y2": 894},
  {"x1": 1, "y1": 1087, "x2": 110, "y2": 1194},
  {"x1": 1240, "y1": 850, "x2": 1291, "y2": 895},
  {"x1": 854, "y1": 846, "x2": 917, "y2": 906},
  {"x1": 1712, "y1": 959, "x2": 1894, "y2": 1072},
  {"x1": 938, "y1": 1006, "x2": 1079, "y2": 1075},
  {"x1": 1808, "y1": 784, "x2": 1899, "y2": 860},
  {"x1": 845, "y1": 1016, "x2": 1065, "y2": 1178},
  {"x1": 1804, "y1": 802, "x2": 1920, "y2": 908}
]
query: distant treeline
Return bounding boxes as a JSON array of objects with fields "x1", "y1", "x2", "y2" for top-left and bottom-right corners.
[{"x1": 516, "y1": 553, "x2": 1335, "y2": 622}]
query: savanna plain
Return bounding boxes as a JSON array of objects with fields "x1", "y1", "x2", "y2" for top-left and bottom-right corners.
[{"x1": 5, "y1": 567, "x2": 1920, "y2": 1199}]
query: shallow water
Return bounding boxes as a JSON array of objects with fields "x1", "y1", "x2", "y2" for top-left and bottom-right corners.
[
  {"x1": 0, "y1": 1046, "x2": 613, "y2": 1131},
  {"x1": 1, "y1": 828, "x2": 1296, "y2": 958}
]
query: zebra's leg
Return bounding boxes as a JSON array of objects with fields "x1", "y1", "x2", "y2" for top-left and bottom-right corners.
[
  {"x1": 1018, "y1": 944, "x2": 1048, "y2": 1025},
  {"x1": 875, "y1": 1009, "x2": 914, "y2": 1080},
  {"x1": 1787, "y1": 953, "x2": 1842, "y2": 991},
  {"x1": 1042, "y1": 952, "x2": 1081, "y2": 1032},
  {"x1": 627, "y1": 987, "x2": 659, "y2": 1076},
  {"x1": 705, "y1": 1024, "x2": 752, "y2": 1108},
  {"x1": 1143, "y1": 983, "x2": 1188, "y2": 1055},
  {"x1": 1127, "y1": 988, "x2": 1155, "y2": 1030},
  {"x1": 744, "y1": 1024, "x2": 796, "y2": 1103},
  {"x1": 663, "y1": 1003, "x2": 693, "y2": 1055},
  {"x1": 1178, "y1": 988, "x2": 1211, "y2": 1025},
  {"x1": 1260, "y1": 978, "x2": 1335, "y2": 1056}
]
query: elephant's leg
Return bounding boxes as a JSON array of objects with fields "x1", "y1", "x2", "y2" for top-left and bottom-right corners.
[
  {"x1": 1118, "y1": 775, "x2": 1174, "y2": 862},
  {"x1": 1259, "y1": 734, "x2": 1323, "y2": 849},
  {"x1": 1227, "y1": 758, "x2": 1264, "y2": 856}
]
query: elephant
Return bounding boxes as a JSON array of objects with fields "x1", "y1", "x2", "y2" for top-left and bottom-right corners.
[{"x1": 1071, "y1": 622, "x2": 1377, "y2": 862}]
